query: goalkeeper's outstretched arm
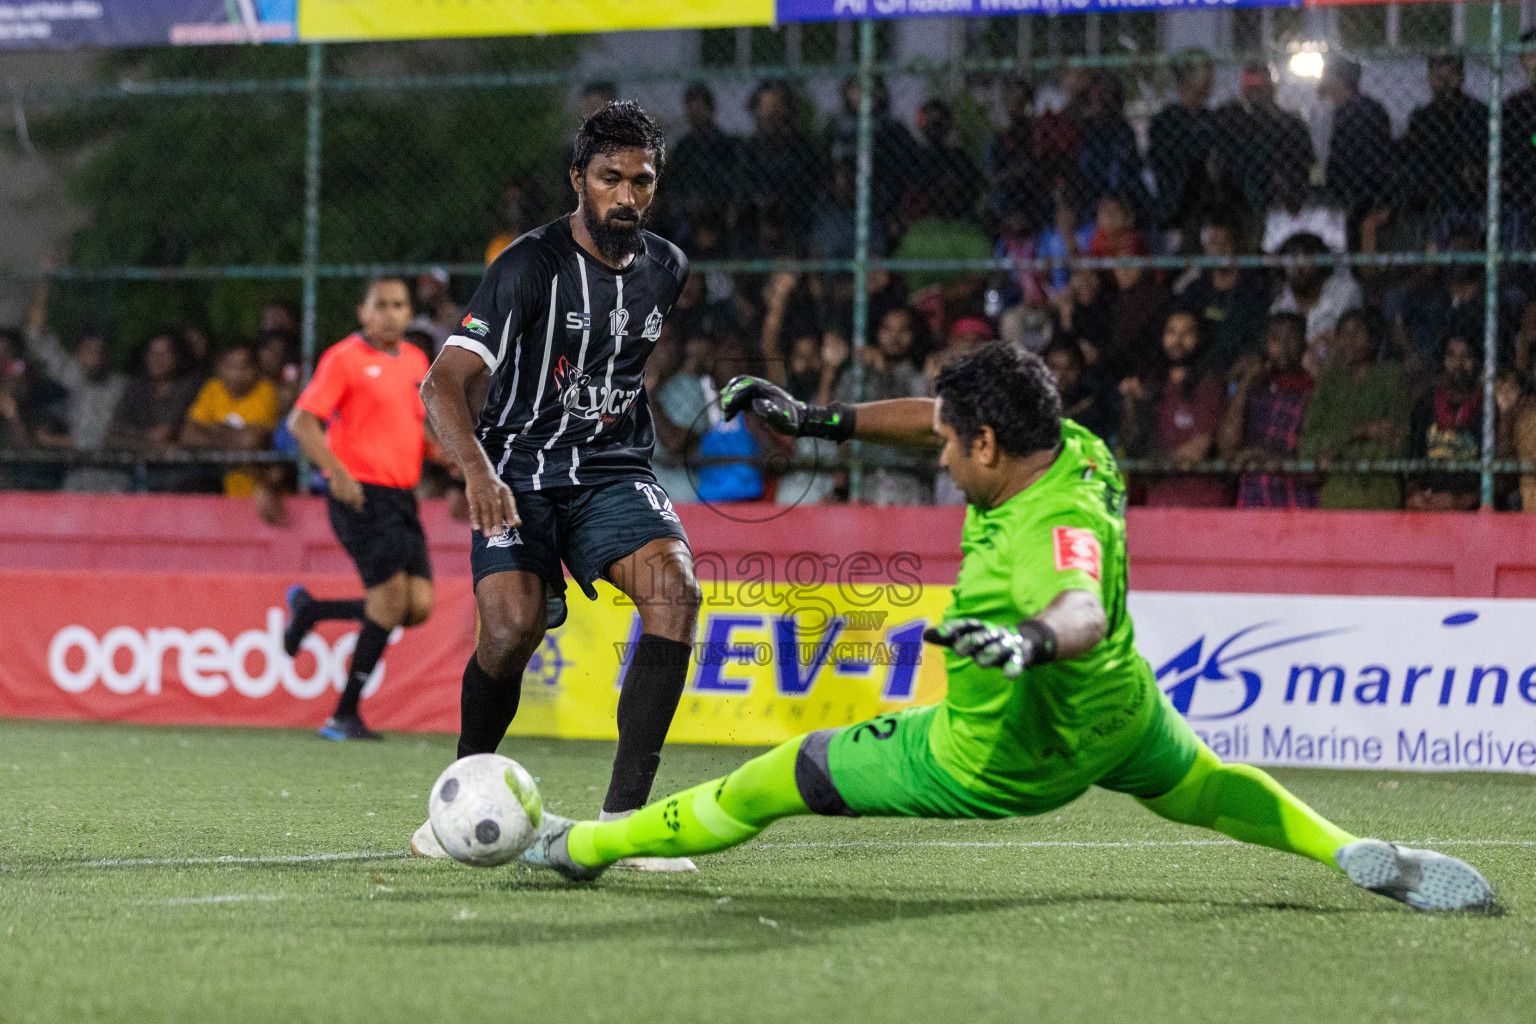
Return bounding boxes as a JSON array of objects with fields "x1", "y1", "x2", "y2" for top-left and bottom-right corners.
[{"x1": 719, "y1": 376, "x2": 938, "y2": 448}]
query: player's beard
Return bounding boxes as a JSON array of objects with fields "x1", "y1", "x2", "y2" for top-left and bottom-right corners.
[{"x1": 581, "y1": 191, "x2": 648, "y2": 264}]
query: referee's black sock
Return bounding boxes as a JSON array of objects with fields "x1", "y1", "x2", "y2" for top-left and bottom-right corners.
[
  {"x1": 603, "y1": 633, "x2": 692, "y2": 815},
  {"x1": 306, "y1": 598, "x2": 366, "y2": 624},
  {"x1": 456, "y1": 655, "x2": 522, "y2": 759},
  {"x1": 333, "y1": 617, "x2": 390, "y2": 719}
]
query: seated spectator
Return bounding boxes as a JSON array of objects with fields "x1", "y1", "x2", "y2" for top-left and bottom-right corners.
[
  {"x1": 1218, "y1": 62, "x2": 1314, "y2": 227},
  {"x1": 1220, "y1": 311, "x2": 1318, "y2": 508},
  {"x1": 1075, "y1": 72, "x2": 1151, "y2": 226},
  {"x1": 906, "y1": 98, "x2": 986, "y2": 220},
  {"x1": 259, "y1": 302, "x2": 298, "y2": 336},
  {"x1": 1118, "y1": 310, "x2": 1229, "y2": 507},
  {"x1": 648, "y1": 328, "x2": 709, "y2": 504},
  {"x1": 1043, "y1": 338, "x2": 1119, "y2": 445},
  {"x1": 1037, "y1": 192, "x2": 1095, "y2": 292},
  {"x1": 408, "y1": 268, "x2": 460, "y2": 355},
  {"x1": 1148, "y1": 50, "x2": 1217, "y2": 237},
  {"x1": 697, "y1": 337, "x2": 765, "y2": 503},
  {"x1": 0, "y1": 329, "x2": 39, "y2": 447},
  {"x1": 831, "y1": 307, "x2": 933, "y2": 505},
  {"x1": 774, "y1": 330, "x2": 846, "y2": 507},
  {"x1": 826, "y1": 75, "x2": 915, "y2": 234},
  {"x1": 1399, "y1": 259, "x2": 1488, "y2": 379},
  {"x1": 1174, "y1": 210, "x2": 1272, "y2": 371},
  {"x1": 24, "y1": 277, "x2": 129, "y2": 492},
  {"x1": 1270, "y1": 232, "x2": 1362, "y2": 369},
  {"x1": 257, "y1": 329, "x2": 302, "y2": 415},
  {"x1": 1320, "y1": 58, "x2": 1393, "y2": 239},
  {"x1": 114, "y1": 332, "x2": 201, "y2": 453},
  {"x1": 1086, "y1": 192, "x2": 1147, "y2": 262},
  {"x1": 811, "y1": 157, "x2": 887, "y2": 260},
  {"x1": 1103, "y1": 256, "x2": 1170, "y2": 382},
  {"x1": 182, "y1": 343, "x2": 280, "y2": 499},
  {"x1": 1051, "y1": 267, "x2": 1116, "y2": 373},
  {"x1": 1033, "y1": 67, "x2": 1089, "y2": 191},
  {"x1": 1406, "y1": 335, "x2": 1484, "y2": 511},
  {"x1": 1506, "y1": 32, "x2": 1536, "y2": 246},
  {"x1": 1497, "y1": 362, "x2": 1536, "y2": 511},
  {"x1": 985, "y1": 76, "x2": 1047, "y2": 227},
  {"x1": 181, "y1": 323, "x2": 214, "y2": 381},
  {"x1": 1298, "y1": 310, "x2": 1409, "y2": 510},
  {"x1": 739, "y1": 79, "x2": 824, "y2": 244},
  {"x1": 1400, "y1": 55, "x2": 1488, "y2": 238},
  {"x1": 1263, "y1": 166, "x2": 1347, "y2": 255},
  {"x1": 668, "y1": 83, "x2": 742, "y2": 238},
  {"x1": 892, "y1": 169, "x2": 991, "y2": 328},
  {"x1": 992, "y1": 198, "x2": 1052, "y2": 352}
]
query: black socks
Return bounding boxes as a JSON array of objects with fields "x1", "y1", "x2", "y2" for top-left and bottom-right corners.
[
  {"x1": 457, "y1": 654, "x2": 524, "y2": 760},
  {"x1": 603, "y1": 633, "x2": 692, "y2": 815},
  {"x1": 306, "y1": 598, "x2": 366, "y2": 625},
  {"x1": 333, "y1": 618, "x2": 390, "y2": 719}
]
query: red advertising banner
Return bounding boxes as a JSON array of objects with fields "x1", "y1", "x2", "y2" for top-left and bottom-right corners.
[{"x1": 0, "y1": 569, "x2": 477, "y2": 732}]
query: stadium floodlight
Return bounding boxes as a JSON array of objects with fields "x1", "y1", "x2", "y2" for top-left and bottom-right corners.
[{"x1": 1288, "y1": 46, "x2": 1326, "y2": 80}]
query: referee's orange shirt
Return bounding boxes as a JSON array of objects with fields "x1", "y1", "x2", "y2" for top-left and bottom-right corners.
[{"x1": 294, "y1": 334, "x2": 431, "y2": 490}]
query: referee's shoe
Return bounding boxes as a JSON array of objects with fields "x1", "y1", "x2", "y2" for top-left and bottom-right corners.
[{"x1": 319, "y1": 714, "x2": 383, "y2": 741}]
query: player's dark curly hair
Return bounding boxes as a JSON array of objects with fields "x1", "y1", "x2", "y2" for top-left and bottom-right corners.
[
  {"x1": 572, "y1": 100, "x2": 667, "y2": 177},
  {"x1": 934, "y1": 340, "x2": 1062, "y2": 457}
]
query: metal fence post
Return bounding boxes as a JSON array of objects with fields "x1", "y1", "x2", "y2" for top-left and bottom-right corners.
[
  {"x1": 848, "y1": 18, "x2": 875, "y2": 500},
  {"x1": 1483, "y1": 3, "x2": 1504, "y2": 510},
  {"x1": 299, "y1": 41, "x2": 325, "y2": 492}
]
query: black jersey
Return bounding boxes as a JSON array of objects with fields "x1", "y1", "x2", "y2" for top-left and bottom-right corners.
[{"x1": 444, "y1": 216, "x2": 689, "y2": 491}]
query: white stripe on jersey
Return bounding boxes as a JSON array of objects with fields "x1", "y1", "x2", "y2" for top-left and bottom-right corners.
[
  {"x1": 532, "y1": 449, "x2": 546, "y2": 490},
  {"x1": 568, "y1": 445, "x2": 580, "y2": 485},
  {"x1": 541, "y1": 254, "x2": 592, "y2": 460},
  {"x1": 589, "y1": 274, "x2": 623, "y2": 443},
  {"x1": 476, "y1": 311, "x2": 520, "y2": 444},
  {"x1": 497, "y1": 273, "x2": 559, "y2": 477}
]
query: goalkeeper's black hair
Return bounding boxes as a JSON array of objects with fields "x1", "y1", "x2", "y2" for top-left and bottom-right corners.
[
  {"x1": 934, "y1": 341, "x2": 1062, "y2": 457},
  {"x1": 572, "y1": 100, "x2": 667, "y2": 178}
]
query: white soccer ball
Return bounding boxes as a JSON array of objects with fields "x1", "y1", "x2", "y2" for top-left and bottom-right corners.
[{"x1": 428, "y1": 754, "x2": 542, "y2": 866}]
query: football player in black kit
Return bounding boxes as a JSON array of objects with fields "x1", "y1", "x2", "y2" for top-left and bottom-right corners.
[{"x1": 416, "y1": 101, "x2": 701, "y2": 870}]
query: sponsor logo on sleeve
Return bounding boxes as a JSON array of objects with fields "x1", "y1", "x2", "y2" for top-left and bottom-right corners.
[{"x1": 1052, "y1": 526, "x2": 1101, "y2": 580}]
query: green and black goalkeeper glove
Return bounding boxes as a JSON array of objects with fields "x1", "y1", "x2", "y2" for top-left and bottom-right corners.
[
  {"x1": 923, "y1": 618, "x2": 1058, "y2": 679},
  {"x1": 719, "y1": 375, "x2": 857, "y2": 442}
]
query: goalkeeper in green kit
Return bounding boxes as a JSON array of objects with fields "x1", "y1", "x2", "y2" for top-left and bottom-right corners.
[{"x1": 522, "y1": 342, "x2": 1492, "y2": 912}]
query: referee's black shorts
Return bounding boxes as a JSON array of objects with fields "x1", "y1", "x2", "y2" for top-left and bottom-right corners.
[{"x1": 327, "y1": 482, "x2": 433, "y2": 589}]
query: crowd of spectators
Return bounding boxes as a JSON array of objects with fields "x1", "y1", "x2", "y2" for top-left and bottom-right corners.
[
  {"x1": 12, "y1": 49, "x2": 1536, "y2": 513},
  {"x1": 631, "y1": 54, "x2": 1536, "y2": 512}
]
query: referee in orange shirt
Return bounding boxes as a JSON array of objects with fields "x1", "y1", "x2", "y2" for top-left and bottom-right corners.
[{"x1": 283, "y1": 277, "x2": 434, "y2": 740}]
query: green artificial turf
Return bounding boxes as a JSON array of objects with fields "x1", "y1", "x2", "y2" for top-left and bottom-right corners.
[{"x1": 0, "y1": 718, "x2": 1531, "y2": 1024}]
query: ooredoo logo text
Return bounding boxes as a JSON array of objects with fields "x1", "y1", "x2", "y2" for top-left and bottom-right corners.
[{"x1": 48, "y1": 608, "x2": 395, "y2": 700}]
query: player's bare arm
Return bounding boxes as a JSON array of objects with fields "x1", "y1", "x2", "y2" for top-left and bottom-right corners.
[
  {"x1": 286, "y1": 407, "x2": 363, "y2": 510},
  {"x1": 421, "y1": 345, "x2": 519, "y2": 534},
  {"x1": 721, "y1": 377, "x2": 939, "y2": 448}
]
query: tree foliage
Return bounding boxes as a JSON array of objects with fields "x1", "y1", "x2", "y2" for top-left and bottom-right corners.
[{"x1": 25, "y1": 38, "x2": 582, "y2": 358}]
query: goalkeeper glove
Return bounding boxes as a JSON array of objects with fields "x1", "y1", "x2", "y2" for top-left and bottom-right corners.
[
  {"x1": 922, "y1": 618, "x2": 1058, "y2": 679},
  {"x1": 719, "y1": 375, "x2": 857, "y2": 442}
]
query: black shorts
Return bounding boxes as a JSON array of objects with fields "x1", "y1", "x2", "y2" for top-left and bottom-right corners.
[
  {"x1": 469, "y1": 478, "x2": 689, "y2": 629},
  {"x1": 328, "y1": 483, "x2": 433, "y2": 589}
]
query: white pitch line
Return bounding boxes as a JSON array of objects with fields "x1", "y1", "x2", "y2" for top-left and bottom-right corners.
[
  {"x1": 0, "y1": 850, "x2": 408, "y2": 872},
  {"x1": 162, "y1": 893, "x2": 289, "y2": 906},
  {"x1": 4, "y1": 839, "x2": 1532, "y2": 874}
]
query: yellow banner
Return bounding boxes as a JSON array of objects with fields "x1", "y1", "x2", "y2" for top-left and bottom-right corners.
[
  {"x1": 299, "y1": 0, "x2": 774, "y2": 41},
  {"x1": 510, "y1": 580, "x2": 954, "y2": 746}
]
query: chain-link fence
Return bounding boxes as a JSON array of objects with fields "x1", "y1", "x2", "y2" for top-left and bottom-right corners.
[{"x1": 3, "y1": 6, "x2": 1536, "y2": 511}]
